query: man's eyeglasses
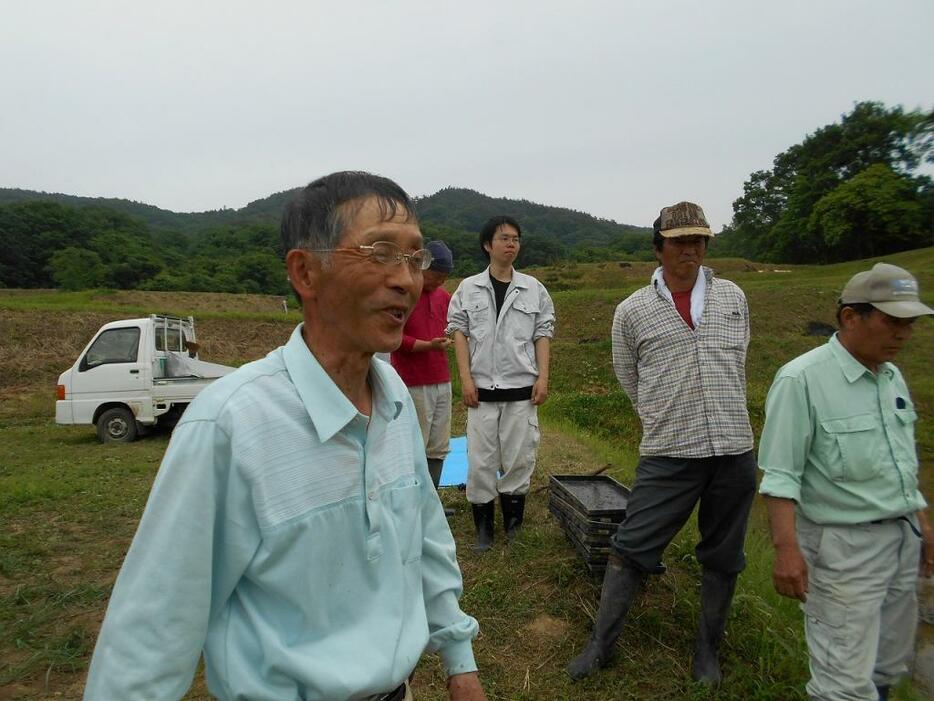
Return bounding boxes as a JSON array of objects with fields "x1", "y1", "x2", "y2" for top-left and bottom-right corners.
[{"x1": 308, "y1": 241, "x2": 433, "y2": 271}]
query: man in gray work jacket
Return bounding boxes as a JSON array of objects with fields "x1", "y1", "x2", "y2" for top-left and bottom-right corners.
[
  {"x1": 568, "y1": 201, "x2": 756, "y2": 686},
  {"x1": 447, "y1": 215, "x2": 555, "y2": 552}
]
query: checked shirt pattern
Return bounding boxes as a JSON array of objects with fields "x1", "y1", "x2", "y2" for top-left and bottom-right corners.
[{"x1": 611, "y1": 267, "x2": 754, "y2": 458}]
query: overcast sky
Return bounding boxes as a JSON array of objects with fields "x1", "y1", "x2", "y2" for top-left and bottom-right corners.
[{"x1": 1, "y1": 1, "x2": 931, "y2": 231}]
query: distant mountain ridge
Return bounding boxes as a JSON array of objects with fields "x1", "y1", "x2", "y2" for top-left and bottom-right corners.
[
  {"x1": 0, "y1": 186, "x2": 650, "y2": 247},
  {"x1": 0, "y1": 185, "x2": 655, "y2": 292},
  {"x1": 416, "y1": 187, "x2": 650, "y2": 247},
  {"x1": 0, "y1": 187, "x2": 300, "y2": 232}
]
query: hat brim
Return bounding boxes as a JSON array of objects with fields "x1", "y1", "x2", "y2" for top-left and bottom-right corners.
[
  {"x1": 660, "y1": 226, "x2": 714, "y2": 238},
  {"x1": 870, "y1": 299, "x2": 934, "y2": 318}
]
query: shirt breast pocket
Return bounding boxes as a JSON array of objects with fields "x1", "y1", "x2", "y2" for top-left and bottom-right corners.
[
  {"x1": 466, "y1": 299, "x2": 491, "y2": 340},
  {"x1": 820, "y1": 414, "x2": 881, "y2": 481},
  {"x1": 895, "y1": 407, "x2": 918, "y2": 426},
  {"x1": 714, "y1": 310, "x2": 746, "y2": 349},
  {"x1": 894, "y1": 405, "x2": 919, "y2": 468},
  {"x1": 511, "y1": 299, "x2": 540, "y2": 338},
  {"x1": 390, "y1": 482, "x2": 423, "y2": 564}
]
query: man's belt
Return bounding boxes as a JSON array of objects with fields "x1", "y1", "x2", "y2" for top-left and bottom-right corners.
[
  {"x1": 869, "y1": 514, "x2": 922, "y2": 538},
  {"x1": 371, "y1": 682, "x2": 406, "y2": 701}
]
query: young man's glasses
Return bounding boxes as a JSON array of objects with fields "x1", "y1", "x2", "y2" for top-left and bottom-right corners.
[{"x1": 309, "y1": 241, "x2": 433, "y2": 271}]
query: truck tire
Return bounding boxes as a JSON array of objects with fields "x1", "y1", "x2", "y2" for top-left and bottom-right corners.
[{"x1": 97, "y1": 407, "x2": 138, "y2": 443}]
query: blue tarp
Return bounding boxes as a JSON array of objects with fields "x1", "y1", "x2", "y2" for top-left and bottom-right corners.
[{"x1": 439, "y1": 435, "x2": 468, "y2": 487}]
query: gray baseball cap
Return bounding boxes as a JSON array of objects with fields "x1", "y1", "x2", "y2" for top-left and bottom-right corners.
[
  {"x1": 840, "y1": 263, "x2": 934, "y2": 318},
  {"x1": 656, "y1": 201, "x2": 714, "y2": 238}
]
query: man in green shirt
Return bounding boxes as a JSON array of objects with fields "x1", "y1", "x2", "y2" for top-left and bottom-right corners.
[{"x1": 759, "y1": 263, "x2": 934, "y2": 701}]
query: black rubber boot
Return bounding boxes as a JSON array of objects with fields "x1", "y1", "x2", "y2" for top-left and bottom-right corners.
[
  {"x1": 426, "y1": 458, "x2": 443, "y2": 489},
  {"x1": 876, "y1": 685, "x2": 890, "y2": 701},
  {"x1": 500, "y1": 493, "x2": 526, "y2": 542},
  {"x1": 427, "y1": 459, "x2": 454, "y2": 518},
  {"x1": 691, "y1": 569, "x2": 738, "y2": 686},
  {"x1": 471, "y1": 501, "x2": 495, "y2": 552},
  {"x1": 567, "y1": 555, "x2": 646, "y2": 680}
]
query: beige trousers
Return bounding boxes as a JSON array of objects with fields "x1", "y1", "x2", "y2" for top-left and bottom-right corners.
[
  {"x1": 407, "y1": 383, "x2": 452, "y2": 461},
  {"x1": 797, "y1": 514, "x2": 921, "y2": 700},
  {"x1": 466, "y1": 400, "x2": 539, "y2": 503}
]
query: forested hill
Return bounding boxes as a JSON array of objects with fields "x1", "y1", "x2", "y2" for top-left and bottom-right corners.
[
  {"x1": 415, "y1": 187, "x2": 650, "y2": 248},
  {"x1": 0, "y1": 185, "x2": 651, "y2": 248},
  {"x1": 0, "y1": 187, "x2": 301, "y2": 232},
  {"x1": 0, "y1": 185, "x2": 654, "y2": 293}
]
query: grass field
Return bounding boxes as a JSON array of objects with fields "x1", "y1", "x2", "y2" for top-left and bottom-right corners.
[{"x1": 1, "y1": 248, "x2": 932, "y2": 699}]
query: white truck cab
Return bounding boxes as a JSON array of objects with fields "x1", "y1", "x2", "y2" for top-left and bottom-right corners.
[{"x1": 56, "y1": 314, "x2": 234, "y2": 442}]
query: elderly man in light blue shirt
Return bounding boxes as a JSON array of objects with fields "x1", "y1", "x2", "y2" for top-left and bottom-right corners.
[
  {"x1": 760, "y1": 263, "x2": 933, "y2": 701},
  {"x1": 84, "y1": 172, "x2": 487, "y2": 701}
]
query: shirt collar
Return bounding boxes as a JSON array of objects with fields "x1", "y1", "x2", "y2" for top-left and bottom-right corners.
[
  {"x1": 828, "y1": 333, "x2": 894, "y2": 383},
  {"x1": 474, "y1": 266, "x2": 526, "y2": 288},
  {"x1": 651, "y1": 265, "x2": 712, "y2": 296},
  {"x1": 282, "y1": 324, "x2": 404, "y2": 442}
]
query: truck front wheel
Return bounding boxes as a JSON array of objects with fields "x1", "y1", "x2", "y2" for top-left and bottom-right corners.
[{"x1": 97, "y1": 407, "x2": 138, "y2": 443}]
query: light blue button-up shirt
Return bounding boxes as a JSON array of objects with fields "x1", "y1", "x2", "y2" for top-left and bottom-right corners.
[
  {"x1": 84, "y1": 325, "x2": 478, "y2": 700},
  {"x1": 758, "y1": 334, "x2": 926, "y2": 525}
]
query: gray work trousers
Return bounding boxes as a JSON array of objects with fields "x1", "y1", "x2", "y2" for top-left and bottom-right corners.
[
  {"x1": 610, "y1": 451, "x2": 757, "y2": 573},
  {"x1": 798, "y1": 514, "x2": 921, "y2": 701}
]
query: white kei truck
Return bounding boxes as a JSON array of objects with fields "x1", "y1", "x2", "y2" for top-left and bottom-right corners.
[{"x1": 55, "y1": 314, "x2": 234, "y2": 443}]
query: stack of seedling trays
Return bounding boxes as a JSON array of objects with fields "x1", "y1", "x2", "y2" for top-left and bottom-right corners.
[{"x1": 548, "y1": 474, "x2": 630, "y2": 577}]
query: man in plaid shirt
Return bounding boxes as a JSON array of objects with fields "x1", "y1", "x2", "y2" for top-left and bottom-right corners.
[{"x1": 568, "y1": 201, "x2": 756, "y2": 686}]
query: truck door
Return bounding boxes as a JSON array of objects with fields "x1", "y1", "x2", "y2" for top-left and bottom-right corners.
[{"x1": 69, "y1": 325, "x2": 147, "y2": 412}]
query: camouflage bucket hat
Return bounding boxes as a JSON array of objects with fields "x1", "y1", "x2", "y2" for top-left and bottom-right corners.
[
  {"x1": 657, "y1": 201, "x2": 713, "y2": 238},
  {"x1": 840, "y1": 263, "x2": 934, "y2": 318}
]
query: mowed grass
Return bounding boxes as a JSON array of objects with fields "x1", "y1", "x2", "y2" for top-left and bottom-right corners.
[{"x1": 1, "y1": 247, "x2": 932, "y2": 699}]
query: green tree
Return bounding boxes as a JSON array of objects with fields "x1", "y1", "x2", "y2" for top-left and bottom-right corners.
[
  {"x1": 808, "y1": 164, "x2": 929, "y2": 261},
  {"x1": 49, "y1": 248, "x2": 108, "y2": 290},
  {"x1": 234, "y1": 251, "x2": 288, "y2": 294},
  {"x1": 729, "y1": 101, "x2": 934, "y2": 262}
]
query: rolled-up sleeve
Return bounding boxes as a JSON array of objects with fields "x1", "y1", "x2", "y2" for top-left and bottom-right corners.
[
  {"x1": 533, "y1": 283, "x2": 555, "y2": 340},
  {"x1": 446, "y1": 282, "x2": 470, "y2": 337},
  {"x1": 758, "y1": 373, "x2": 813, "y2": 502}
]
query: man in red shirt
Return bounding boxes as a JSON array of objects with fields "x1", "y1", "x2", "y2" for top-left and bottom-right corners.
[{"x1": 392, "y1": 240, "x2": 456, "y2": 515}]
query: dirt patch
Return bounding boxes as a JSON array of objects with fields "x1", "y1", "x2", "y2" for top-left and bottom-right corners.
[
  {"x1": 90, "y1": 290, "x2": 289, "y2": 315},
  {"x1": 523, "y1": 614, "x2": 569, "y2": 640}
]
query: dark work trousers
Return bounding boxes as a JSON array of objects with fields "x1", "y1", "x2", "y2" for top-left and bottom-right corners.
[{"x1": 610, "y1": 451, "x2": 757, "y2": 574}]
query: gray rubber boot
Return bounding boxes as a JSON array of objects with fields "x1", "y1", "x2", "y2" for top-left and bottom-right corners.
[
  {"x1": 567, "y1": 555, "x2": 646, "y2": 680},
  {"x1": 499, "y1": 493, "x2": 526, "y2": 542},
  {"x1": 427, "y1": 458, "x2": 454, "y2": 517},
  {"x1": 471, "y1": 501, "x2": 495, "y2": 552},
  {"x1": 691, "y1": 569, "x2": 738, "y2": 685}
]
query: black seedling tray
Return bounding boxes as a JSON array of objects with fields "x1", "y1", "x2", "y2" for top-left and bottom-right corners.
[
  {"x1": 548, "y1": 492, "x2": 623, "y2": 539},
  {"x1": 549, "y1": 474, "x2": 631, "y2": 578},
  {"x1": 550, "y1": 505, "x2": 610, "y2": 576},
  {"x1": 549, "y1": 475, "x2": 630, "y2": 519}
]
